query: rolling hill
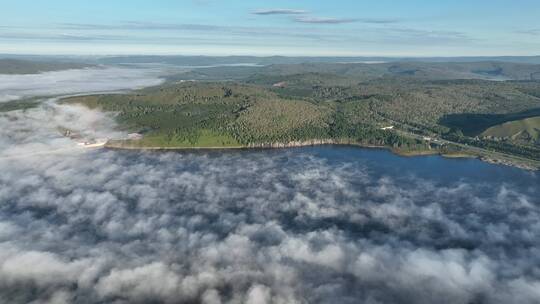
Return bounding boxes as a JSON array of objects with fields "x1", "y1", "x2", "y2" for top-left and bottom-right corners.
[{"x1": 482, "y1": 116, "x2": 540, "y2": 144}]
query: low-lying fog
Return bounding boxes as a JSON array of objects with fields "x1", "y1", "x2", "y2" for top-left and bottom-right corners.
[
  {"x1": 0, "y1": 66, "x2": 539, "y2": 304},
  {"x1": 0, "y1": 66, "x2": 165, "y2": 103},
  {"x1": 0, "y1": 65, "x2": 167, "y2": 159}
]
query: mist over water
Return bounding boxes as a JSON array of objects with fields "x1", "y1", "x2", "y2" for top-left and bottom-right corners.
[
  {"x1": 1, "y1": 147, "x2": 539, "y2": 304},
  {"x1": 1, "y1": 67, "x2": 540, "y2": 304},
  {"x1": 0, "y1": 66, "x2": 165, "y2": 102},
  {"x1": 0, "y1": 65, "x2": 167, "y2": 158}
]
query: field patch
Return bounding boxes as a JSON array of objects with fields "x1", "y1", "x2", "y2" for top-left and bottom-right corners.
[{"x1": 482, "y1": 116, "x2": 540, "y2": 141}]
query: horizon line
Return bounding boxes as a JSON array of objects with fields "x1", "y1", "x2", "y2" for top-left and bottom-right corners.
[{"x1": 1, "y1": 53, "x2": 539, "y2": 58}]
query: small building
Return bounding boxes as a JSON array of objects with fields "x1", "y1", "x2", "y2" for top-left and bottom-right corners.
[
  {"x1": 273, "y1": 81, "x2": 287, "y2": 88},
  {"x1": 380, "y1": 126, "x2": 394, "y2": 130},
  {"x1": 128, "y1": 133, "x2": 143, "y2": 140}
]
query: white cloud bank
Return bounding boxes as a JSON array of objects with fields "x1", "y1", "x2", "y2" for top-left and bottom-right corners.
[
  {"x1": 0, "y1": 64, "x2": 168, "y2": 158},
  {"x1": 0, "y1": 66, "x2": 165, "y2": 102},
  {"x1": 0, "y1": 145, "x2": 538, "y2": 303}
]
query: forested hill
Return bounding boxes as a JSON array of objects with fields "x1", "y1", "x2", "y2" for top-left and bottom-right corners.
[
  {"x1": 170, "y1": 61, "x2": 540, "y2": 82},
  {"x1": 62, "y1": 67, "x2": 540, "y2": 169},
  {"x1": 97, "y1": 55, "x2": 540, "y2": 66}
]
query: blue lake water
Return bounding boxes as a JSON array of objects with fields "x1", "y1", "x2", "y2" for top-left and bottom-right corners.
[{"x1": 191, "y1": 145, "x2": 538, "y2": 190}]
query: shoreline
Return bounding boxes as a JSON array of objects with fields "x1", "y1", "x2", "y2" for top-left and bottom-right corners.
[
  {"x1": 104, "y1": 139, "x2": 539, "y2": 171},
  {"x1": 106, "y1": 139, "x2": 396, "y2": 153}
]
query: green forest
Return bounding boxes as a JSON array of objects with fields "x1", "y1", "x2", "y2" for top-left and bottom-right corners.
[{"x1": 61, "y1": 62, "x2": 540, "y2": 167}]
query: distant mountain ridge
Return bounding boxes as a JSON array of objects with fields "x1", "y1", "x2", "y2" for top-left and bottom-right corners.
[
  {"x1": 170, "y1": 61, "x2": 540, "y2": 82},
  {"x1": 96, "y1": 55, "x2": 540, "y2": 66},
  {"x1": 0, "y1": 59, "x2": 91, "y2": 74},
  {"x1": 1, "y1": 54, "x2": 540, "y2": 66}
]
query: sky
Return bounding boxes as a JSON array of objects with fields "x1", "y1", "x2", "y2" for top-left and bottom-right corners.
[{"x1": 0, "y1": 0, "x2": 539, "y2": 57}]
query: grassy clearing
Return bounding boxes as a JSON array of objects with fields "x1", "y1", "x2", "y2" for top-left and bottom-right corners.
[
  {"x1": 482, "y1": 116, "x2": 540, "y2": 140},
  {"x1": 110, "y1": 130, "x2": 241, "y2": 148}
]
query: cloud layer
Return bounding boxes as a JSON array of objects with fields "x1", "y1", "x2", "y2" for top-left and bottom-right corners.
[
  {"x1": 0, "y1": 100, "x2": 125, "y2": 160},
  {"x1": 0, "y1": 123, "x2": 539, "y2": 303},
  {"x1": 293, "y1": 16, "x2": 359, "y2": 24},
  {"x1": 0, "y1": 66, "x2": 165, "y2": 102},
  {"x1": 252, "y1": 8, "x2": 398, "y2": 25},
  {"x1": 252, "y1": 9, "x2": 307, "y2": 16}
]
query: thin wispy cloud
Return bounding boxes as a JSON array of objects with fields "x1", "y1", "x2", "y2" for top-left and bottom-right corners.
[
  {"x1": 516, "y1": 29, "x2": 540, "y2": 36},
  {"x1": 252, "y1": 8, "x2": 308, "y2": 15},
  {"x1": 59, "y1": 22, "x2": 223, "y2": 31},
  {"x1": 293, "y1": 17, "x2": 399, "y2": 25},
  {"x1": 294, "y1": 16, "x2": 359, "y2": 24},
  {"x1": 0, "y1": 18, "x2": 480, "y2": 59},
  {"x1": 252, "y1": 8, "x2": 398, "y2": 25},
  {"x1": 1, "y1": 1, "x2": 540, "y2": 56},
  {"x1": 52, "y1": 22, "x2": 354, "y2": 43},
  {"x1": 358, "y1": 18, "x2": 401, "y2": 24},
  {"x1": 0, "y1": 21, "x2": 475, "y2": 57},
  {"x1": 0, "y1": 32, "x2": 116, "y2": 41}
]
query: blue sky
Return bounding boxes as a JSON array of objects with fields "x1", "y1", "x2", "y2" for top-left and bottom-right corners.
[{"x1": 1, "y1": 0, "x2": 539, "y2": 56}]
